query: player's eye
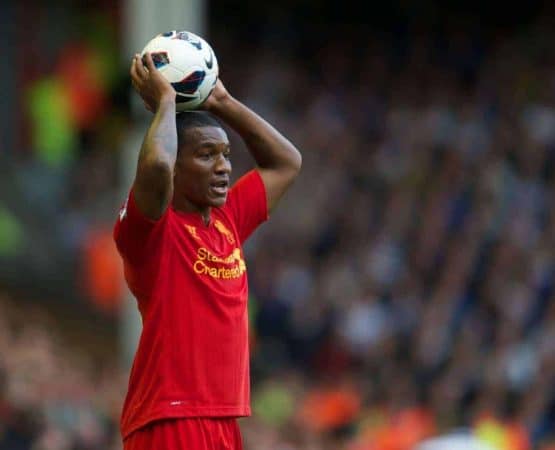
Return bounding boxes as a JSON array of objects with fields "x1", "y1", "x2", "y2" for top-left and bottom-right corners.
[{"x1": 223, "y1": 151, "x2": 231, "y2": 160}]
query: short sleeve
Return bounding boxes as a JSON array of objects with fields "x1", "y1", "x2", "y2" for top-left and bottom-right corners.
[
  {"x1": 113, "y1": 190, "x2": 168, "y2": 266},
  {"x1": 225, "y1": 170, "x2": 269, "y2": 243}
]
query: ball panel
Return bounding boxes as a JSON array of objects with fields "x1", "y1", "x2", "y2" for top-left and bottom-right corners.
[
  {"x1": 165, "y1": 39, "x2": 200, "y2": 73},
  {"x1": 158, "y1": 65, "x2": 186, "y2": 83},
  {"x1": 198, "y1": 72, "x2": 218, "y2": 98},
  {"x1": 141, "y1": 35, "x2": 172, "y2": 54},
  {"x1": 172, "y1": 70, "x2": 206, "y2": 94}
]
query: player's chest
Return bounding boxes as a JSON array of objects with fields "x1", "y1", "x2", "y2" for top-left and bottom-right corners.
[{"x1": 168, "y1": 217, "x2": 246, "y2": 284}]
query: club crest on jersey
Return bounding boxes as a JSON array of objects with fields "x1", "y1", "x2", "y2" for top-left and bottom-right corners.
[{"x1": 214, "y1": 220, "x2": 235, "y2": 244}]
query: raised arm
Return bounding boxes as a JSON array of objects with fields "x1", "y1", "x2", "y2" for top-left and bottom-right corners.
[
  {"x1": 203, "y1": 81, "x2": 302, "y2": 213},
  {"x1": 129, "y1": 53, "x2": 177, "y2": 220}
]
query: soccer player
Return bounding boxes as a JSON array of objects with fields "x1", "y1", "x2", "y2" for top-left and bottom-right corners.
[{"x1": 114, "y1": 52, "x2": 301, "y2": 450}]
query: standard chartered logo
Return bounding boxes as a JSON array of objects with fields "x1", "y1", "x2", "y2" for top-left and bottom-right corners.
[{"x1": 193, "y1": 247, "x2": 246, "y2": 279}]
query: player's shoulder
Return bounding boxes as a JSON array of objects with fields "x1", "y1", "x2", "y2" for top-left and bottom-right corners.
[{"x1": 224, "y1": 170, "x2": 263, "y2": 204}]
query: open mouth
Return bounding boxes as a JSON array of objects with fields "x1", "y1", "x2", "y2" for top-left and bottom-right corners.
[{"x1": 209, "y1": 180, "x2": 229, "y2": 196}]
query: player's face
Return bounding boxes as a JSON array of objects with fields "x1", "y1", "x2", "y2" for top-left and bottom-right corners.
[{"x1": 174, "y1": 126, "x2": 232, "y2": 208}]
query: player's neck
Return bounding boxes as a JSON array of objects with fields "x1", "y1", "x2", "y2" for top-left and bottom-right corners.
[{"x1": 172, "y1": 197, "x2": 212, "y2": 226}]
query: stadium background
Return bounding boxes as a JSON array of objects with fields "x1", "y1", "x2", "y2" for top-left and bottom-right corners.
[{"x1": 0, "y1": 0, "x2": 554, "y2": 449}]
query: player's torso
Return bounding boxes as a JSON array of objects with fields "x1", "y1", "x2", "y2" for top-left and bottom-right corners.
[
  {"x1": 142, "y1": 206, "x2": 249, "y2": 323},
  {"x1": 122, "y1": 206, "x2": 252, "y2": 431}
]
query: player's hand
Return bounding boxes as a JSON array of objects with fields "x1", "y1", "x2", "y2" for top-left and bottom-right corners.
[
  {"x1": 130, "y1": 53, "x2": 175, "y2": 112},
  {"x1": 201, "y1": 79, "x2": 231, "y2": 112}
]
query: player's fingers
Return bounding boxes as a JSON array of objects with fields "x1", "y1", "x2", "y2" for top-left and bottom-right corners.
[
  {"x1": 136, "y1": 54, "x2": 150, "y2": 79},
  {"x1": 130, "y1": 70, "x2": 142, "y2": 89},
  {"x1": 143, "y1": 52, "x2": 156, "y2": 72},
  {"x1": 130, "y1": 56, "x2": 138, "y2": 78},
  {"x1": 130, "y1": 56, "x2": 144, "y2": 82},
  {"x1": 129, "y1": 56, "x2": 142, "y2": 81}
]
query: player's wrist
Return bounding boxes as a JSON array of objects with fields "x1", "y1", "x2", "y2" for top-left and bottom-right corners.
[
  {"x1": 205, "y1": 92, "x2": 234, "y2": 115},
  {"x1": 157, "y1": 94, "x2": 176, "y2": 109}
]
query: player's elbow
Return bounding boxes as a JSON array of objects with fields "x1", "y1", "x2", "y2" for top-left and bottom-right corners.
[
  {"x1": 276, "y1": 141, "x2": 301, "y2": 173},
  {"x1": 277, "y1": 150, "x2": 302, "y2": 188},
  {"x1": 258, "y1": 143, "x2": 302, "y2": 180},
  {"x1": 286, "y1": 146, "x2": 302, "y2": 178},
  {"x1": 291, "y1": 148, "x2": 302, "y2": 173}
]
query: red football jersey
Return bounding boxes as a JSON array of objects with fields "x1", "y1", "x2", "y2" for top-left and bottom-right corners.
[{"x1": 113, "y1": 170, "x2": 268, "y2": 440}]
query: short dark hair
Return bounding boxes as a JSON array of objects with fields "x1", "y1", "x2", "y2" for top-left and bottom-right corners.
[{"x1": 176, "y1": 111, "x2": 223, "y2": 147}]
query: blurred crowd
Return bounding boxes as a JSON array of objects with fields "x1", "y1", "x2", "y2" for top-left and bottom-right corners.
[
  {"x1": 223, "y1": 17, "x2": 555, "y2": 450},
  {"x1": 2, "y1": 5, "x2": 555, "y2": 450},
  {"x1": 0, "y1": 295, "x2": 125, "y2": 450}
]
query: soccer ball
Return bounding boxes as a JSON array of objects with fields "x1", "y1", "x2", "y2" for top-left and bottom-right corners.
[{"x1": 140, "y1": 30, "x2": 219, "y2": 111}]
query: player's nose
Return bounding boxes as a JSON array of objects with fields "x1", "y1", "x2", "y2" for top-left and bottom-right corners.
[{"x1": 214, "y1": 153, "x2": 231, "y2": 174}]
